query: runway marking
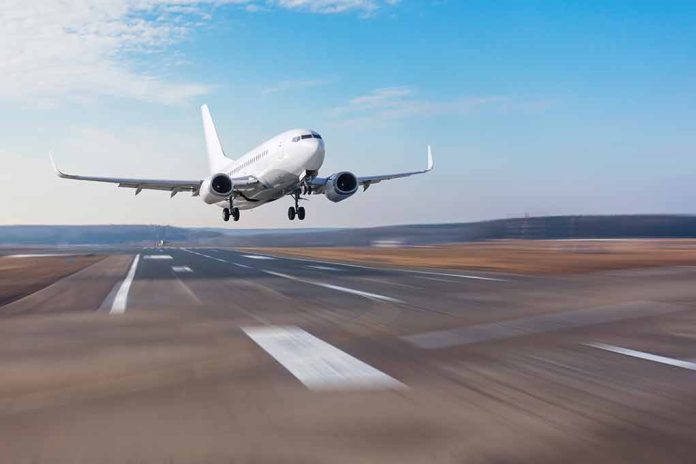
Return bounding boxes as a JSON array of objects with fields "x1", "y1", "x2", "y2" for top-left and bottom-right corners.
[
  {"x1": 308, "y1": 265, "x2": 344, "y2": 272},
  {"x1": 244, "y1": 252, "x2": 506, "y2": 281},
  {"x1": 233, "y1": 263, "x2": 252, "y2": 269},
  {"x1": 172, "y1": 266, "x2": 193, "y2": 273},
  {"x1": 587, "y1": 343, "x2": 696, "y2": 372},
  {"x1": 243, "y1": 326, "x2": 405, "y2": 391},
  {"x1": 5, "y1": 253, "x2": 81, "y2": 258},
  {"x1": 262, "y1": 270, "x2": 403, "y2": 303},
  {"x1": 110, "y1": 254, "x2": 140, "y2": 314},
  {"x1": 243, "y1": 255, "x2": 275, "y2": 260},
  {"x1": 143, "y1": 255, "x2": 173, "y2": 260},
  {"x1": 403, "y1": 301, "x2": 686, "y2": 349},
  {"x1": 183, "y1": 249, "x2": 227, "y2": 263},
  {"x1": 415, "y1": 276, "x2": 459, "y2": 283}
]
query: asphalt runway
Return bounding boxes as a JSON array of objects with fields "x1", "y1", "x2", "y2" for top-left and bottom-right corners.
[{"x1": 0, "y1": 247, "x2": 695, "y2": 463}]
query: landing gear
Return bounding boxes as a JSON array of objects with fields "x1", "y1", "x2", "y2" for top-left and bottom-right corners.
[
  {"x1": 224, "y1": 198, "x2": 240, "y2": 222},
  {"x1": 287, "y1": 190, "x2": 306, "y2": 221}
]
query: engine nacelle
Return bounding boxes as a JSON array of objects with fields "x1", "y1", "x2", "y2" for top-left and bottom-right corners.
[
  {"x1": 200, "y1": 173, "x2": 233, "y2": 204},
  {"x1": 324, "y1": 171, "x2": 358, "y2": 203}
]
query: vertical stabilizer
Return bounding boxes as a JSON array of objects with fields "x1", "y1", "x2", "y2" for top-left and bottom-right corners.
[{"x1": 201, "y1": 104, "x2": 233, "y2": 173}]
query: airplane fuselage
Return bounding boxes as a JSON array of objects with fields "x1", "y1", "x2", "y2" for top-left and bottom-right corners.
[{"x1": 218, "y1": 128, "x2": 325, "y2": 210}]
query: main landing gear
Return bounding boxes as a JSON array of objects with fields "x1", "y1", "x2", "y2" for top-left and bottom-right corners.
[
  {"x1": 223, "y1": 197, "x2": 240, "y2": 222},
  {"x1": 288, "y1": 190, "x2": 306, "y2": 221}
]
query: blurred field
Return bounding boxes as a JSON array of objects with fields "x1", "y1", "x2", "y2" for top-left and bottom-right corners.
[
  {"x1": 254, "y1": 239, "x2": 696, "y2": 274},
  {"x1": 0, "y1": 255, "x2": 103, "y2": 306}
]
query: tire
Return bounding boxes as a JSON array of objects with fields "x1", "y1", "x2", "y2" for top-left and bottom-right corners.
[
  {"x1": 232, "y1": 207, "x2": 240, "y2": 222},
  {"x1": 297, "y1": 206, "x2": 306, "y2": 221},
  {"x1": 223, "y1": 208, "x2": 230, "y2": 222},
  {"x1": 288, "y1": 207, "x2": 296, "y2": 220}
]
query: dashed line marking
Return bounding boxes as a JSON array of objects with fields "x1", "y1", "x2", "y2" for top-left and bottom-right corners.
[
  {"x1": 243, "y1": 255, "x2": 276, "y2": 260},
  {"x1": 262, "y1": 270, "x2": 403, "y2": 303},
  {"x1": 143, "y1": 255, "x2": 173, "y2": 260},
  {"x1": 233, "y1": 263, "x2": 252, "y2": 269},
  {"x1": 308, "y1": 265, "x2": 344, "y2": 272},
  {"x1": 172, "y1": 266, "x2": 193, "y2": 273},
  {"x1": 586, "y1": 343, "x2": 696, "y2": 372},
  {"x1": 243, "y1": 325, "x2": 405, "y2": 391}
]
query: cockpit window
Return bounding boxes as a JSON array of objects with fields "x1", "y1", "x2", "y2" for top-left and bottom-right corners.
[
  {"x1": 301, "y1": 134, "x2": 313, "y2": 140},
  {"x1": 312, "y1": 133, "x2": 322, "y2": 139}
]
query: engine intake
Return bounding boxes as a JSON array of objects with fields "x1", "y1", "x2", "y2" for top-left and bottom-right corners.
[
  {"x1": 325, "y1": 171, "x2": 358, "y2": 203},
  {"x1": 201, "y1": 173, "x2": 233, "y2": 204}
]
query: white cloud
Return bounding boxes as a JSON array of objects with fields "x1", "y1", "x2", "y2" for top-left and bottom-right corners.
[
  {"x1": 272, "y1": 0, "x2": 399, "y2": 14},
  {"x1": 331, "y1": 86, "x2": 511, "y2": 126},
  {"x1": 0, "y1": 0, "x2": 398, "y2": 106}
]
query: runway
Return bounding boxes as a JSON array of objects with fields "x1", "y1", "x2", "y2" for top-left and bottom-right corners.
[{"x1": 0, "y1": 247, "x2": 695, "y2": 463}]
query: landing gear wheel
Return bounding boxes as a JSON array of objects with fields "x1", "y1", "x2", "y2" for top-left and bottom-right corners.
[
  {"x1": 232, "y1": 207, "x2": 240, "y2": 222},
  {"x1": 288, "y1": 207, "x2": 296, "y2": 221},
  {"x1": 297, "y1": 206, "x2": 306, "y2": 221},
  {"x1": 223, "y1": 208, "x2": 230, "y2": 222}
]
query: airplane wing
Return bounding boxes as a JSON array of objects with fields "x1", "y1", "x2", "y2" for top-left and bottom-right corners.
[
  {"x1": 309, "y1": 145, "x2": 433, "y2": 192},
  {"x1": 50, "y1": 154, "x2": 257, "y2": 197}
]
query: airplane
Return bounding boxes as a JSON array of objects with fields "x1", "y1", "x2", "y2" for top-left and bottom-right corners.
[{"x1": 50, "y1": 104, "x2": 434, "y2": 222}]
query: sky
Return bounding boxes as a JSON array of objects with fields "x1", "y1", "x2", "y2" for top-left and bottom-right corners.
[{"x1": 1, "y1": 0, "x2": 696, "y2": 228}]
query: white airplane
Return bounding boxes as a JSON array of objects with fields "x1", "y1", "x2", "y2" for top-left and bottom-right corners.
[{"x1": 50, "y1": 105, "x2": 433, "y2": 222}]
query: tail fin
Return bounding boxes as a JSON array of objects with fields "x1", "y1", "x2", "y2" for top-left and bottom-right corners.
[{"x1": 201, "y1": 104, "x2": 233, "y2": 173}]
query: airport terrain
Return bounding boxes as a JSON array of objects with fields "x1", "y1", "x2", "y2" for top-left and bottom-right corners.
[{"x1": 0, "y1": 241, "x2": 694, "y2": 463}]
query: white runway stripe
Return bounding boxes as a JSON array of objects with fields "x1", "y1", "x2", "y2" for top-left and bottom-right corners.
[
  {"x1": 143, "y1": 255, "x2": 173, "y2": 260},
  {"x1": 245, "y1": 252, "x2": 506, "y2": 281},
  {"x1": 233, "y1": 263, "x2": 251, "y2": 269},
  {"x1": 110, "y1": 254, "x2": 140, "y2": 314},
  {"x1": 262, "y1": 270, "x2": 403, "y2": 303},
  {"x1": 243, "y1": 255, "x2": 275, "y2": 260},
  {"x1": 243, "y1": 326, "x2": 405, "y2": 391},
  {"x1": 308, "y1": 265, "x2": 343, "y2": 272},
  {"x1": 172, "y1": 266, "x2": 193, "y2": 273},
  {"x1": 5, "y1": 253, "x2": 81, "y2": 258},
  {"x1": 587, "y1": 343, "x2": 696, "y2": 371}
]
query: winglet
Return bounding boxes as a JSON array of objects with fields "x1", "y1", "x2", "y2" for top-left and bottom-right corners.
[
  {"x1": 426, "y1": 145, "x2": 434, "y2": 171},
  {"x1": 49, "y1": 152, "x2": 67, "y2": 178}
]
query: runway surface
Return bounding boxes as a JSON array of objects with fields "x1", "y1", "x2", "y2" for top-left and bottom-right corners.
[{"x1": 0, "y1": 247, "x2": 695, "y2": 463}]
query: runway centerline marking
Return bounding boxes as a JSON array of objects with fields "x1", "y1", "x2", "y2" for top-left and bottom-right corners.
[
  {"x1": 242, "y1": 252, "x2": 506, "y2": 281},
  {"x1": 308, "y1": 265, "x2": 344, "y2": 272},
  {"x1": 143, "y1": 255, "x2": 173, "y2": 260},
  {"x1": 243, "y1": 326, "x2": 405, "y2": 391},
  {"x1": 233, "y1": 263, "x2": 252, "y2": 269},
  {"x1": 262, "y1": 270, "x2": 403, "y2": 303},
  {"x1": 586, "y1": 343, "x2": 696, "y2": 372},
  {"x1": 182, "y1": 249, "x2": 226, "y2": 263},
  {"x1": 243, "y1": 255, "x2": 275, "y2": 260},
  {"x1": 172, "y1": 266, "x2": 193, "y2": 273},
  {"x1": 110, "y1": 254, "x2": 140, "y2": 314}
]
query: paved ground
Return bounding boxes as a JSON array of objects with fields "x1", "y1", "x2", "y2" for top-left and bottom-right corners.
[{"x1": 0, "y1": 247, "x2": 694, "y2": 463}]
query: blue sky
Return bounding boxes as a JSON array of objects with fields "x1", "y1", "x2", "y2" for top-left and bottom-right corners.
[{"x1": 2, "y1": 0, "x2": 695, "y2": 227}]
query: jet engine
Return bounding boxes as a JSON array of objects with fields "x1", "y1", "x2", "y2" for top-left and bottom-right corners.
[
  {"x1": 324, "y1": 171, "x2": 358, "y2": 203},
  {"x1": 200, "y1": 173, "x2": 234, "y2": 204}
]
